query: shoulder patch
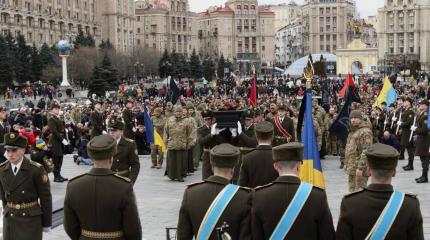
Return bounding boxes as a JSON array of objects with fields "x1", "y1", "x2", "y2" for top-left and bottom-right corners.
[
  {"x1": 343, "y1": 189, "x2": 364, "y2": 198},
  {"x1": 123, "y1": 137, "x2": 134, "y2": 143},
  {"x1": 254, "y1": 182, "x2": 274, "y2": 191},
  {"x1": 69, "y1": 173, "x2": 86, "y2": 182},
  {"x1": 186, "y1": 181, "x2": 205, "y2": 188},
  {"x1": 405, "y1": 192, "x2": 417, "y2": 198},
  {"x1": 114, "y1": 174, "x2": 131, "y2": 182},
  {"x1": 29, "y1": 160, "x2": 43, "y2": 168}
]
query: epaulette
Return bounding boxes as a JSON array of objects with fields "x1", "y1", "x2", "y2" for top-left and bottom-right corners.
[
  {"x1": 240, "y1": 186, "x2": 252, "y2": 192},
  {"x1": 114, "y1": 174, "x2": 131, "y2": 182},
  {"x1": 29, "y1": 160, "x2": 43, "y2": 168},
  {"x1": 254, "y1": 182, "x2": 274, "y2": 191},
  {"x1": 123, "y1": 137, "x2": 135, "y2": 143},
  {"x1": 0, "y1": 160, "x2": 8, "y2": 167},
  {"x1": 69, "y1": 173, "x2": 86, "y2": 182},
  {"x1": 343, "y1": 189, "x2": 364, "y2": 198},
  {"x1": 186, "y1": 181, "x2": 205, "y2": 188},
  {"x1": 405, "y1": 192, "x2": 417, "y2": 198}
]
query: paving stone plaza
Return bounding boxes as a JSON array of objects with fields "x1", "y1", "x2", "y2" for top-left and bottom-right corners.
[{"x1": 26, "y1": 153, "x2": 429, "y2": 240}]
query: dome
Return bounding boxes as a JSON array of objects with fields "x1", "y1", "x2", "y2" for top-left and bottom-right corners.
[
  {"x1": 284, "y1": 53, "x2": 337, "y2": 76},
  {"x1": 57, "y1": 40, "x2": 71, "y2": 55}
]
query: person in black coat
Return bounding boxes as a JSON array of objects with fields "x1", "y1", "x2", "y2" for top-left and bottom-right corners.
[{"x1": 381, "y1": 130, "x2": 401, "y2": 152}]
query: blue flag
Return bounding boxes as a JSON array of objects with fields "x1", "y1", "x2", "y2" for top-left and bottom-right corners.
[{"x1": 143, "y1": 106, "x2": 154, "y2": 144}]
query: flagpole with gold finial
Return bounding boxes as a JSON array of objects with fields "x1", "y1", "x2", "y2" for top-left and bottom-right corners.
[{"x1": 304, "y1": 54, "x2": 314, "y2": 90}]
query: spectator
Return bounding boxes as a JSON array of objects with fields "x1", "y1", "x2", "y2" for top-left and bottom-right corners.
[
  {"x1": 76, "y1": 128, "x2": 93, "y2": 165},
  {"x1": 381, "y1": 131, "x2": 401, "y2": 152}
]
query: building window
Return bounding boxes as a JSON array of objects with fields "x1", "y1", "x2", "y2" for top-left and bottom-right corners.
[
  {"x1": 320, "y1": 35, "x2": 324, "y2": 41},
  {"x1": 319, "y1": 8, "x2": 324, "y2": 14},
  {"x1": 332, "y1": 8, "x2": 337, "y2": 14},
  {"x1": 137, "y1": 16, "x2": 140, "y2": 21},
  {"x1": 137, "y1": 28, "x2": 140, "y2": 33},
  {"x1": 320, "y1": 45, "x2": 324, "y2": 51},
  {"x1": 137, "y1": 39, "x2": 140, "y2": 45}
]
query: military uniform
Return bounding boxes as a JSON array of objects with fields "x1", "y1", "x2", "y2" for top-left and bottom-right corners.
[
  {"x1": 0, "y1": 133, "x2": 52, "y2": 240},
  {"x1": 400, "y1": 104, "x2": 415, "y2": 168},
  {"x1": 108, "y1": 118, "x2": 140, "y2": 184},
  {"x1": 197, "y1": 123, "x2": 216, "y2": 180},
  {"x1": 150, "y1": 110, "x2": 166, "y2": 169},
  {"x1": 336, "y1": 143, "x2": 424, "y2": 240},
  {"x1": 327, "y1": 113, "x2": 340, "y2": 155},
  {"x1": 252, "y1": 143, "x2": 335, "y2": 240},
  {"x1": 122, "y1": 107, "x2": 135, "y2": 140},
  {"x1": 177, "y1": 144, "x2": 251, "y2": 240},
  {"x1": 185, "y1": 104, "x2": 198, "y2": 174},
  {"x1": 90, "y1": 110, "x2": 105, "y2": 139},
  {"x1": 270, "y1": 106, "x2": 295, "y2": 147},
  {"x1": 63, "y1": 135, "x2": 142, "y2": 240},
  {"x1": 414, "y1": 100, "x2": 430, "y2": 183},
  {"x1": 345, "y1": 111, "x2": 373, "y2": 192},
  {"x1": 47, "y1": 103, "x2": 67, "y2": 182}
]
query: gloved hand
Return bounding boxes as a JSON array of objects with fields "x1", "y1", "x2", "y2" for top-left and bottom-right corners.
[
  {"x1": 237, "y1": 121, "x2": 242, "y2": 135},
  {"x1": 132, "y1": 127, "x2": 137, "y2": 132},
  {"x1": 43, "y1": 227, "x2": 51, "y2": 233},
  {"x1": 211, "y1": 123, "x2": 218, "y2": 135},
  {"x1": 61, "y1": 139, "x2": 69, "y2": 146},
  {"x1": 230, "y1": 128, "x2": 238, "y2": 137},
  {"x1": 392, "y1": 117, "x2": 397, "y2": 122},
  {"x1": 411, "y1": 126, "x2": 417, "y2": 131},
  {"x1": 102, "y1": 130, "x2": 108, "y2": 134}
]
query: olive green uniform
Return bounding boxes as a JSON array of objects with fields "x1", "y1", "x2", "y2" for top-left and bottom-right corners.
[{"x1": 111, "y1": 137, "x2": 140, "y2": 184}]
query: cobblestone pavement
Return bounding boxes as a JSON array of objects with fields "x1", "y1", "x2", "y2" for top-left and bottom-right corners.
[{"x1": 34, "y1": 154, "x2": 430, "y2": 240}]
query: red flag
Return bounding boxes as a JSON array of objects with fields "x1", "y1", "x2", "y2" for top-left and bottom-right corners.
[
  {"x1": 339, "y1": 74, "x2": 355, "y2": 98},
  {"x1": 248, "y1": 73, "x2": 257, "y2": 106}
]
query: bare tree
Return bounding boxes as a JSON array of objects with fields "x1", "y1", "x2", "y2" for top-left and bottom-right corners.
[{"x1": 69, "y1": 47, "x2": 100, "y2": 88}]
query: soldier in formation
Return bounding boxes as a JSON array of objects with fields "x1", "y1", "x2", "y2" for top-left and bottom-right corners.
[
  {"x1": 400, "y1": 97, "x2": 415, "y2": 171},
  {"x1": 413, "y1": 99, "x2": 430, "y2": 183},
  {"x1": 150, "y1": 107, "x2": 165, "y2": 169},
  {"x1": 47, "y1": 103, "x2": 68, "y2": 182}
]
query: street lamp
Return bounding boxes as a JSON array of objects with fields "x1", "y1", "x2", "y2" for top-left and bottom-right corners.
[{"x1": 134, "y1": 61, "x2": 144, "y2": 84}]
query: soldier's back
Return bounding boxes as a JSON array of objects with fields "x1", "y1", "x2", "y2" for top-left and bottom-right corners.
[{"x1": 336, "y1": 185, "x2": 423, "y2": 240}]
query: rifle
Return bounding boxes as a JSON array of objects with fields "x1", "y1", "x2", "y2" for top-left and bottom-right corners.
[
  {"x1": 409, "y1": 116, "x2": 417, "y2": 142},
  {"x1": 395, "y1": 111, "x2": 402, "y2": 135}
]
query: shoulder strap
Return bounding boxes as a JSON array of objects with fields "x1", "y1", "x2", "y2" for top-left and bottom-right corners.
[
  {"x1": 365, "y1": 190, "x2": 405, "y2": 240},
  {"x1": 274, "y1": 117, "x2": 292, "y2": 140},
  {"x1": 196, "y1": 184, "x2": 240, "y2": 240},
  {"x1": 269, "y1": 182, "x2": 313, "y2": 240}
]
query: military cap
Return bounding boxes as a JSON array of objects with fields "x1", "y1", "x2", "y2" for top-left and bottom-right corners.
[
  {"x1": 366, "y1": 143, "x2": 399, "y2": 170},
  {"x1": 93, "y1": 99, "x2": 103, "y2": 105},
  {"x1": 389, "y1": 103, "x2": 395, "y2": 108},
  {"x1": 210, "y1": 143, "x2": 240, "y2": 168},
  {"x1": 419, "y1": 99, "x2": 429, "y2": 106},
  {"x1": 185, "y1": 102, "x2": 195, "y2": 110},
  {"x1": 201, "y1": 110, "x2": 213, "y2": 119},
  {"x1": 381, "y1": 102, "x2": 387, "y2": 106},
  {"x1": 197, "y1": 103, "x2": 207, "y2": 111},
  {"x1": 174, "y1": 105, "x2": 183, "y2": 112},
  {"x1": 154, "y1": 107, "x2": 162, "y2": 114},
  {"x1": 4, "y1": 132, "x2": 27, "y2": 149},
  {"x1": 50, "y1": 102, "x2": 61, "y2": 110},
  {"x1": 126, "y1": 98, "x2": 134, "y2": 104},
  {"x1": 272, "y1": 142, "x2": 304, "y2": 162},
  {"x1": 108, "y1": 117, "x2": 124, "y2": 130},
  {"x1": 244, "y1": 109, "x2": 254, "y2": 119},
  {"x1": 87, "y1": 135, "x2": 117, "y2": 161},
  {"x1": 404, "y1": 97, "x2": 413, "y2": 104},
  {"x1": 255, "y1": 121, "x2": 274, "y2": 134},
  {"x1": 277, "y1": 104, "x2": 287, "y2": 111},
  {"x1": 270, "y1": 103, "x2": 277, "y2": 109},
  {"x1": 350, "y1": 110, "x2": 363, "y2": 120}
]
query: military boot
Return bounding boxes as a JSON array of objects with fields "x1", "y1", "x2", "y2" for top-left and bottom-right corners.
[
  {"x1": 402, "y1": 160, "x2": 414, "y2": 171},
  {"x1": 415, "y1": 170, "x2": 428, "y2": 183}
]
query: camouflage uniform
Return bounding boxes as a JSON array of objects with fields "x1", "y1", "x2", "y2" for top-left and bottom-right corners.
[
  {"x1": 185, "y1": 114, "x2": 198, "y2": 173},
  {"x1": 326, "y1": 113, "x2": 339, "y2": 155},
  {"x1": 150, "y1": 114, "x2": 166, "y2": 168},
  {"x1": 345, "y1": 122, "x2": 373, "y2": 192}
]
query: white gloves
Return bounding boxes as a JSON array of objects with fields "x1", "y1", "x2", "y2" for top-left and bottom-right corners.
[
  {"x1": 132, "y1": 127, "x2": 137, "y2": 132},
  {"x1": 237, "y1": 121, "x2": 242, "y2": 135},
  {"x1": 392, "y1": 117, "x2": 397, "y2": 122},
  {"x1": 62, "y1": 139, "x2": 69, "y2": 146},
  {"x1": 211, "y1": 123, "x2": 218, "y2": 135},
  {"x1": 229, "y1": 122, "x2": 243, "y2": 137},
  {"x1": 43, "y1": 227, "x2": 51, "y2": 233},
  {"x1": 230, "y1": 128, "x2": 237, "y2": 137},
  {"x1": 411, "y1": 126, "x2": 417, "y2": 131},
  {"x1": 102, "y1": 130, "x2": 108, "y2": 134}
]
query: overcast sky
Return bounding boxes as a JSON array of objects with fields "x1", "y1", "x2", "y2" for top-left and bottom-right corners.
[{"x1": 188, "y1": 0, "x2": 384, "y2": 18}]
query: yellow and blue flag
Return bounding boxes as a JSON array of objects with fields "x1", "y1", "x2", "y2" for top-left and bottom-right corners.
[
  {"x1": 374, "y1": 76, "x2": 397, "y2": 111},
  {"x1": 299, "y1": 90, "x2": 325, "y2": 189},
  {"x1": 143, "y1": 106, "x2": 166, "y2": 152}
]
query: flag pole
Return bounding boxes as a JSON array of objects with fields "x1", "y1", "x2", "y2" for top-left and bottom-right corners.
[{"x1": 304, "y1": 55, "x2": 314, "y2": 89}]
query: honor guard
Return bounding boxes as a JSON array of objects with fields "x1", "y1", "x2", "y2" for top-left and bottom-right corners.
[
  {"x1": 177, "y1": 144, "x2": 251, "y2": 240},
  {"x1": 122, "y1": 98, "x2": 136, "y2": 139},
  {"x1": 108, "y1": 117, "x2": 140, "y2": 184},
  {"x1": 90, "y1": 100, "x2": 105, "y2": 139},
  {"x1": 47, "y1": 103, "x2": 68, "y2": 182},
  {"x1": 0, "y1": 133, "x2": 52, "y2": 240},
  {"x1": 412, "y1": 99, "x2": 430, "y2": 183},
  {"x1": 270, "y1": 104, "x2": 295, "y2": 146},
  {"x1": 400, "y1": 97, "x2": 416, "y2": 171},
  {"x1": 336, "y1": 143, "x2": 424, "y2": 239},
  {"x1": 63, "y1": 135, "x2": 142, "y2": 240},
  {"x1": 198, "y1": 110, "x2": 217, "y2": 180},
  {"x1": 252, "y1": 143, "x2": 335, "y2": 239}
]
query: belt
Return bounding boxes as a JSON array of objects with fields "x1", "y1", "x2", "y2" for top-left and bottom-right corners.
[
  {"x1": 274, "y1": 136, "x2": 287, "y2": 139},
  {"x1": 81, "y1": 229, "x2": 124, "y2": 239},
  {"x1": 116, "y1": 169, "x2": 130, "y2": 175},
  {"x1": 239, "y1": 147, "x2": 255, "y2": 152},
  {"x1": 6, "y1": 201, "x2": 38, "y2": 210}
]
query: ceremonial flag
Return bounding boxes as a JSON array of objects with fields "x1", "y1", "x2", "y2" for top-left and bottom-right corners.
[
  {"x1": 374, "y1": 76, "x2": 398, "y2": 111},
  {"x1": 338, "y1": 74, "x2": 354, "y2": 98},
  {"x1": 168, "y1": 77, "x2": 181, "y2": 105},
  {"x1": 143, "y1": 106, "x2": 166, "y2": 152},
  {"x1": 299, "y1": 90, "x2": 325, "y2": 189},
  {"x1": 329, "y1": 91, "x2": 353, "y2": 145},
  {"x1": 296, "y1": 92, "x2": 307, "y2": 142},
  {"x1": 322, "y1": 79, "x2": 330, "y2": 112},
  {"x1": 249, "y1": 73, "x2": 257, "y2": 106}
]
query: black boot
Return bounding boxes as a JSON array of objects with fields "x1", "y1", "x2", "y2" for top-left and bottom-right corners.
[
  {"x1": 402, "y1": 160, "x2": 414, "y2": 171},
  {"x1": 416, "y1": 170, "x2": 428, "y2": 183},
  {"x1": 339, "y1": 162, "x2": 344, "y2": 169}
]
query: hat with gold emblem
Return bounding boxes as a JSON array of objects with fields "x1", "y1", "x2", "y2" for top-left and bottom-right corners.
[
  {"x1": 87, "y1": 135, "x2": 117, "y2": 161},
  {"x1": 4, "y1": 133, "x2": 28, "y2": 149},
  {"x1": 210, "y1": 143, "x2": 240, "y2": 168},
  {"x1": 108, "y1": 117, "x2": 125, "y2": 130},
  {"x1": 272, "y1": 142, "x2": 304, "y2": 162}
]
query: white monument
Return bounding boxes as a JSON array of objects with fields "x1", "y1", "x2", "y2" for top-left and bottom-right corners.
[{"x1": 57, "y1": 40, "x2": 72, "y2": 87}]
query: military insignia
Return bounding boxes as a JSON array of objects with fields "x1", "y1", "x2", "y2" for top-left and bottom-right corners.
[
  {"x1": 111, "y1": 119, "x2": 115, "y2": 124},
  {"x1": 9, "y1": 133, "x2": 15, "y2": 139},
  {"x1": 365, "y1": 135, "x2": 372, "y2": 144},
  {"x1": 42, "y1": 174, "x2": 49, "y2": 183}
]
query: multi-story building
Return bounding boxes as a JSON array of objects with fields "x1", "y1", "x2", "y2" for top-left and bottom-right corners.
[
  {"x1": 198, "y1": 0, "x2": 275, "y2": 74},
  {"x1": 377, "y1": 0, "x2": 430, "y2": 69},
  {"x1": 0, "y1": 0, "x2": 100, "y2": 47},
  {"x1": 96, "y1": 0, "x2": 134, "y2": 52},
  {"x1": 265, "y1": 1, "x2": 302, "y2": 31},
  {"x1": 275, "y1": 19, "x2": 304, "y2": 65},
  {"x1": 134, "y1": 0, "x2": 197, "y2": 55},
  {"x1": 301, "y1": 0, "x2": 355, "y2": 55}
]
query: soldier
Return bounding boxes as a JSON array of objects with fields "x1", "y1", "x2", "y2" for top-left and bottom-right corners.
[
  {"x1": 47, "y1": 103, "x2": 68, "y2": 182},
  {"x1": 326, "y1": 106, "x2": 339, "y2": 156},
  {"x1": 63, "y1": 135, "x2": 142, "y2": 240},
  {"x1": 270, "y1": 104, "x2": 295, "y2": 146},
  {"x1": 163, "y1": 105, "x2": 192, "y2": 182},
  {"x1": 150, "y1": 107, "x2": 166, "y2": 169},
  {"x1": 265, "y1": 103, "x2": 277, "y2": 120},
  {"x1": 0, "y1": 107, "x2": 8, "y2": 144},
  {"x1": 336, "y1": 143, "x2": 424, "y2": 239},
  {"x1": 197, "y1": 110, "x2": 216, "y2": 180},
  {"x1": 400, "y1": 98, "x2": 416, "y2": 171},
  {"x1": 413, "y1": 99, "x2": 430, "y2": 183},
  {"x1": 344, "y1": 110, "x2": 373, "y2": 192},
  {"x1": 0, "y1": 133, "x2": 52, "y2": 240},
  {"x1": 243, "y1": 109, "x2": 256, "y2": 139},
  {"x1": 239, "y1": 121, "x2": 277, "y2": 188},
  {"x1": 165, "y1": 101, "x2": 174, "y2": 119},
  {"x1": 108, "y1": 118, "x2": 140, "y2": 184},
  {"x1": 90, "y1": 101, "x2": 105, "y2": 139},
  {"x1": 185, "y1": 102, "x2": 198, "y2": 174},
  {"x1": 177, "y1": 143, "x2": 251, "y2": 239},
  {"x1": 393, "y1": 98, "x2": 404, "y2": 158},
  {"x1": 122, "y1": 98, "x2": 136, "y2": 140},
  {"x1": 252, "y1": 142, "x2": 335, "y2": 239}
]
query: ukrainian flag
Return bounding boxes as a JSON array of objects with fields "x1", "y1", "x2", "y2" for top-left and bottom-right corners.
[
  {"x1": 299, "y1": 90, "x2": 325, "y2": 189},
  {"x1": 143, "y1": 106, "x2": 166, "y2": 152},
  {"x1": 374, "y1": 76, "x2": 397, "y2": 111}
]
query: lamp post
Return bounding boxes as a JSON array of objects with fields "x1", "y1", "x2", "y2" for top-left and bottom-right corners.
[{"x1": 57, "y1": 40, "x2": 72, "y2": 88}]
